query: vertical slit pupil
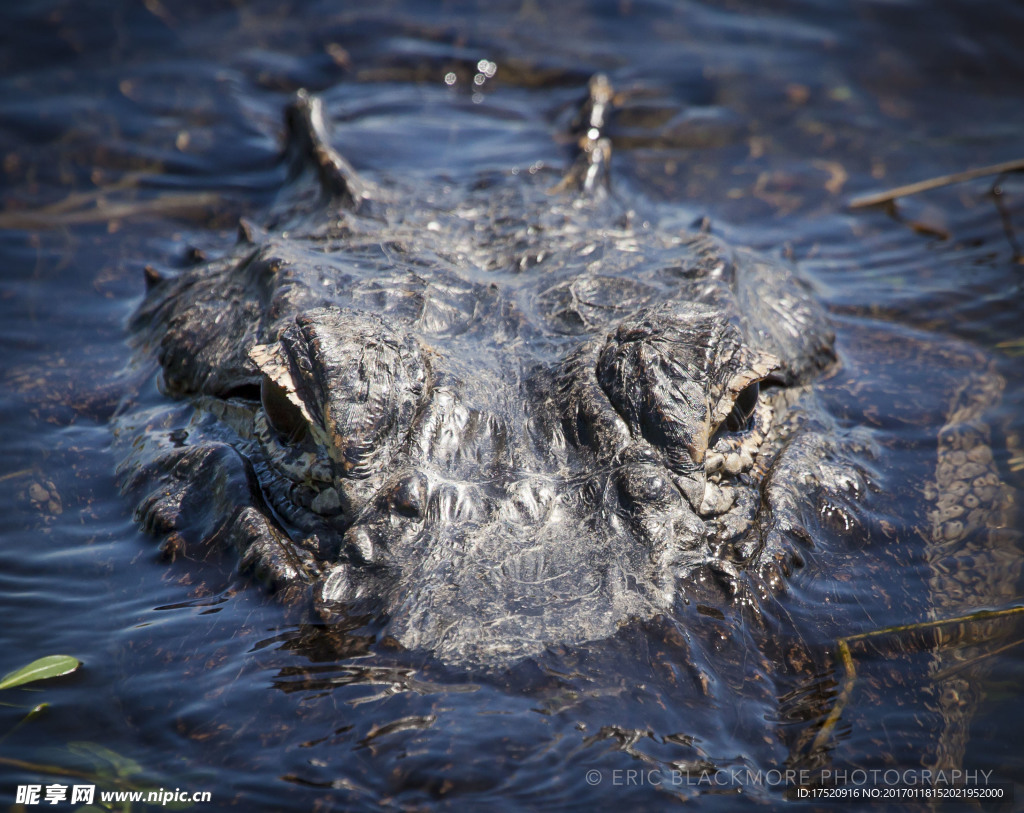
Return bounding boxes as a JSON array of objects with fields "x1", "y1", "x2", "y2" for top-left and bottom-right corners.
[
  {"x1": 261, "y1": 375, "x2": 309, "y2": 443},
  {"x1": 725, "y1": 381, "x2": 759, "y2": 433}
]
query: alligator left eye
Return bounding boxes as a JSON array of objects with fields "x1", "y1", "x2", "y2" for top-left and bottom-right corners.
[
  {"x1": 261, "y1": 375, "x2": 308, "y2": 443},
  {"x1": 724, "y1": 381, "x2": 759, "y2": 432}
]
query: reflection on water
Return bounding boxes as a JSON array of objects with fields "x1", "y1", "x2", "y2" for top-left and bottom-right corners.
[{"x1": 1, "y1": 1, "x2": 1023, "y2": 809}]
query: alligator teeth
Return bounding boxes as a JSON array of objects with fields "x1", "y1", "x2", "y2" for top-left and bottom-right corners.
[
  {"x1": 723, "y1": 449, "x2": 753, "y2": 476},
  {"x1": 698, "y1": 482, "x2": 735, "y2": 517}
]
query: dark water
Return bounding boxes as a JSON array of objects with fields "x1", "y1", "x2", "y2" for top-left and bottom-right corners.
[{"x1": 2, "y1": 1, "x2": 1024, "y2": 810}]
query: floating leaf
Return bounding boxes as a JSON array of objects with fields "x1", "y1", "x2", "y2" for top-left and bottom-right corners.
[
  {"x1": 0, "y1": 655, "x2": 80, "y2": 690},
  {"x1": 23, "y1": 702, "x2": 50, "y2": 721},
  {"x1": 67, "y1": 741, "x2": 144, "y2": 778}
]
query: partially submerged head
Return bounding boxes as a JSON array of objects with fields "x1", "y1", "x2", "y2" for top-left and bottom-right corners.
[{"x1": 125, "y1": 86, "x2": 840, "y2": 665}]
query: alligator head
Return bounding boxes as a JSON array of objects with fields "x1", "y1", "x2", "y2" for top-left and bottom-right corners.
[{"x1": 124, "y1": 78, "x2": 852, "y2": 664}]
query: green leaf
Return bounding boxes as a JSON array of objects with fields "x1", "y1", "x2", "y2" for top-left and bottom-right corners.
[
  {"x1": 0, "y1": 655, "x2": 80, "y2": 690},
  {"x1": 23, "y1": 702, "x2": 50, "y2": 721},
  {"x1": 67, "y1": 741, "x2": 144, "y2": 778}
]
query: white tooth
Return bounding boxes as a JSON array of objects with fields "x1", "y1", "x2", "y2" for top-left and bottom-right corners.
[
  {"x1": 699, "y1": 482, "x2": 736, "y2": 516},
  {"x1": 724, "y1": 453, "x2": 744, "y2": 475},
  {"x1": 698, "y1": 484, "x2": 718, "y2": 515}
]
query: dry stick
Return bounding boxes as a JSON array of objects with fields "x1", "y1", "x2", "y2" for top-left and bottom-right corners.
[
  {"x1": 0, "y1": 755, "x2": 154, "y2": 791},
  {"x1": 989, "y1": 171, "x2": 1024, "y2": 261},
  {"x1": 849, "y1": 157, "x2": 1024, "y2": 209},
  {"x1": 810, "y1": 605, "x2": 1024, "y2": 754},
  {"x1": 0, "y1": 755, "x2": 101, "y2": 782},
  {"x1": 0, "y1": 193, "x2": 220, "y2": 229}
]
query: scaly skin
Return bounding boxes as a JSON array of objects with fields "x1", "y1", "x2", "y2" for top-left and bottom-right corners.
[
  {"x1": 923, "y1": 362, "x2": 1017, "y2": 775},
  {"x1": 121, "y1": 78, "x2": 1004, "y2": 677}
]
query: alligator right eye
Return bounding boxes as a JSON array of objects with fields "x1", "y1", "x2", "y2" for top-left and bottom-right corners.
[
  {"x1": 724, "y1": 381, "x2": 759, "y2": 433},
  {"x1": 261, "y1": 375, "x2": 308, "y2": 443}
]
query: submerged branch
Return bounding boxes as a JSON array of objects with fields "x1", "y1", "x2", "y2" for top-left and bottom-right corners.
[
  {"x1": 811, "y1": 605, "x2": 1024, "y2": 754},
  {"x1": 849, "y1": 157, "x2": 1024, "y2": 209},
  {"x1": 0, "y1": 191, "x2": 221, "y2": 230}
]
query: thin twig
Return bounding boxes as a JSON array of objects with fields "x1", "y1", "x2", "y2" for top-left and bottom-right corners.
[
  {"x1": 810, "y1": 605, "x2": 1024, "y2": 753},
  {"x1": 989, "y1": 172, "x2": 1024, "y2": 262},
  {"x1": 0, "y1": 192, "x2": 221, "y2": 230},
  {"x1": 849, "y1": 157, "x2": 1024, "y2": 209}
]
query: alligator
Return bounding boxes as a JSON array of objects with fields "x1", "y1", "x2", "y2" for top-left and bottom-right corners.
[{"x1": 119, "y1": 76, "x2": 1015, "y2": 682}]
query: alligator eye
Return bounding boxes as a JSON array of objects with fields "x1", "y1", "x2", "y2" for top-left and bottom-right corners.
[
  {"x1": 724, "y1": 381, "x2": 759, "y2": 432},
  {"x1": 261, "y1": 375, "x2": 308, "y2": 443}
]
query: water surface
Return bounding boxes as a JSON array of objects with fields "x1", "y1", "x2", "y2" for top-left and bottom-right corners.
[{"x1": 2, "y1": 1, "x2": 1023, "y2": 810}]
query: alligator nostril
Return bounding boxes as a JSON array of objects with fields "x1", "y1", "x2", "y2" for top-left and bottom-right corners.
[{"x1": 389, "y1": 472, "x2": 427, "y2": 519}]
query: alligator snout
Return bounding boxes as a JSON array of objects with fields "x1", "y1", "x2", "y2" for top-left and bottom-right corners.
[{"x1": 239, "y1": 295, "x2": 787, "y2": 662}]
